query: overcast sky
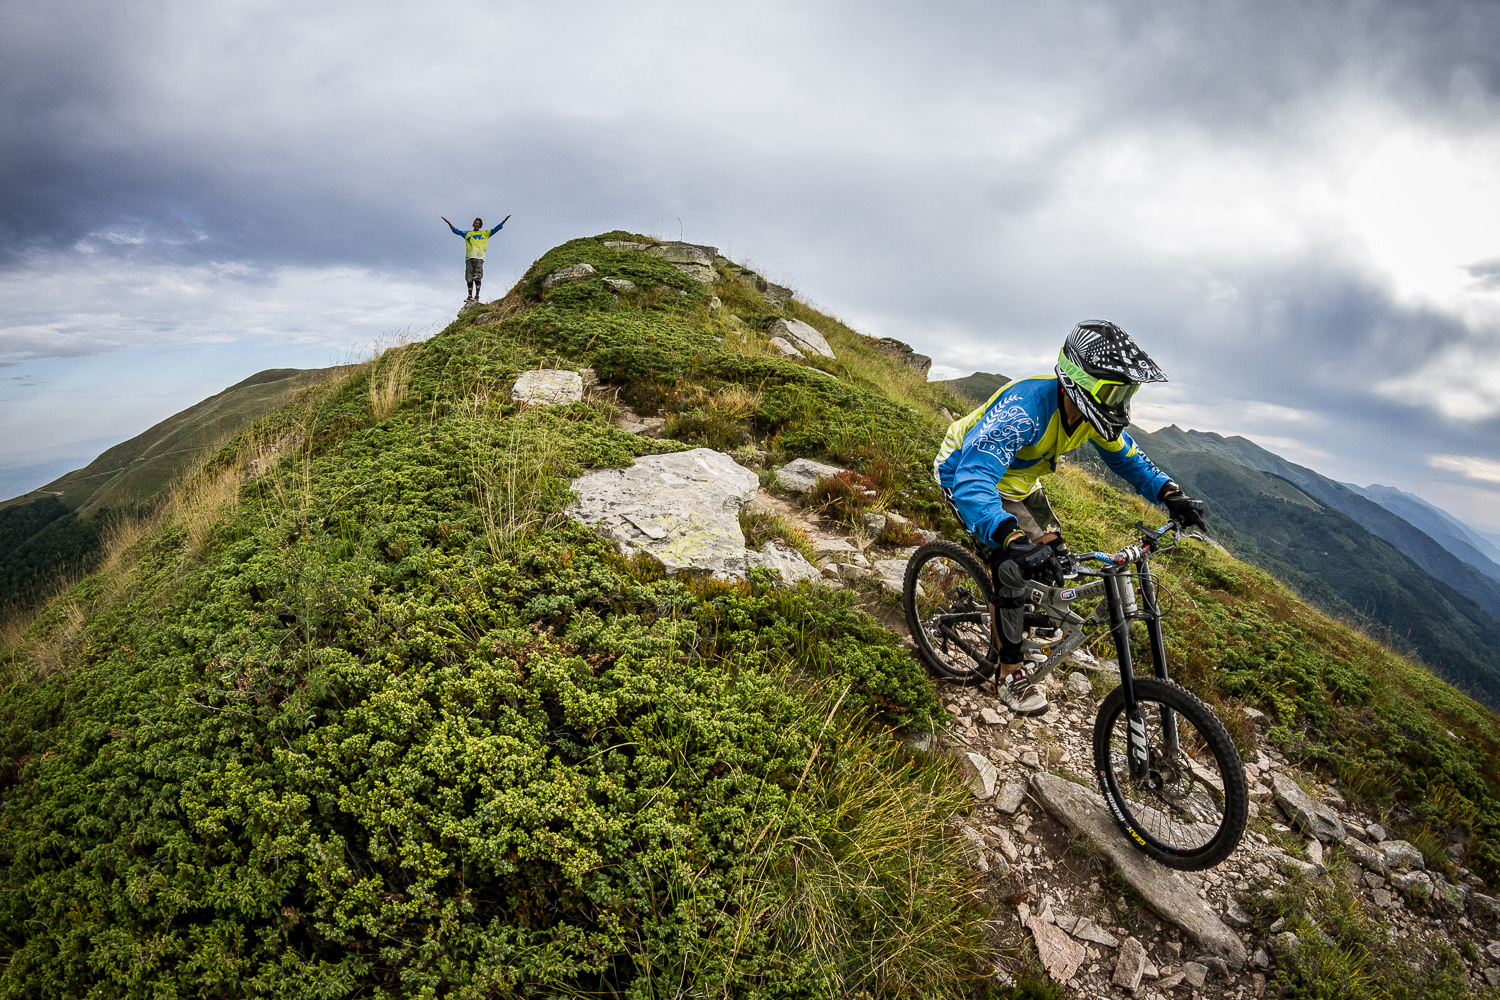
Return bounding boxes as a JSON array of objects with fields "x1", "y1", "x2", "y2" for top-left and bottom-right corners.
[{"x1": 3, "y1": 0, "x2": 1499, "y2": 536}]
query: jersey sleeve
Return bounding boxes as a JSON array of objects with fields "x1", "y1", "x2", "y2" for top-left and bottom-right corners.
[
  {"x1": 487, "y1": 223, "x2": 503, "y2": 236},
  {"x1": 948, "y1": 394, "x2": 1046, "y2": 547},
  {"x1": 1091, "y1": 431, "x2": 1173, "y2": 501},
  {"x1": 451, "y1": 226, "x2": 465, "y2": 236}
]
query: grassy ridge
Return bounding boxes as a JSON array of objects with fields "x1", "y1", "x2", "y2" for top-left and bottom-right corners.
[
  {"x1": 0, "y1": 367, "x2": 346, "y2": 613},
  {"x1": 0, "y1": 238, "x2": 982, "y2": 999},
  {"x1": 1, "y1": 231, "x2": 1499, "y2": 996}
]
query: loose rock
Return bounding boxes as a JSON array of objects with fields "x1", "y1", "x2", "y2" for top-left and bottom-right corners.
[
  {"x1": 1343, "y1": 835, "x2": 1390, "y2": 875},
  {"x1": 1113, "y1": 936, "x2": 1147, "y2": 990},
  {"x1": 1028, "y1": 917, "x2": 1087, "y2": 983},
  {"x1": 1063, "y1": 672, "x2": 1093, "y2": 699},
  {"x1": 1271, "y1": 772, "x2": 1347, "y2": 842},
  {"x1": 1378, "y1": 839, "x2": 1425, "y2": 870},
  {"x1": 602, "y1": 277, "x2": 637, "y2": 293},
  {"x1": 962, "y1": 752, "x2": 999, "y2": 800},
  {"x1": 775, "y1": 457, "x2": 845, "y2": 494}
]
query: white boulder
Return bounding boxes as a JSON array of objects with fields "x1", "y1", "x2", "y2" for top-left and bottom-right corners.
[
  {"x1": 769, "y1": 318, "x2": 835, "y2": 359},
  {"x1": 512, "y1": 369, "x2": 585, "y2": 405}
]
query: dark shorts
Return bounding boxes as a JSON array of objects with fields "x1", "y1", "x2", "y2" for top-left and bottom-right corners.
[
  {"x1": 465, "y1": 257, "x2": 484, "y2": 282},
  {"x1": 939, "y1": 485, "x2": 1060, "y2": 547}
]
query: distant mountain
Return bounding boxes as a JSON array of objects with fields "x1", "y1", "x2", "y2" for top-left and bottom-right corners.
[
  {"x1": 934, "y1": 371, "x2": 1009, "y2": 405},
  {"x1": 0, "y1": 366, "x2": 342, "y2": 609},
  {"x1": 1348, "y1": 483, "x2": 1500, "y2": 584},
  {"x1": 1134, "y1": 427, "x2": 1500, "y2": 622},
  {"x1": 1071, "y1": 425, "x2": 1500, "y2": 709}
]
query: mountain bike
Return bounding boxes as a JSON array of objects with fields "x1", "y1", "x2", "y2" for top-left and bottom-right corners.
[{"x1": 902, "y1": 520, "x2": 1248, "y2": 870}]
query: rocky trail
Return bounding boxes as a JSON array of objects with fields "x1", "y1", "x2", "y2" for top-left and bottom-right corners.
[{"x1": 493, "y1": 258, "x2": 1500, "y2": 997}]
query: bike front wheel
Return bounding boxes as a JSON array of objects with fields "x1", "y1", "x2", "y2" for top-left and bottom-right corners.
[
  {"x1": 903, "y1": 539, "x2": 996, "y2": 683},
  {"x1": 1092, "y1": 678, "x2": 1248, "y2": 870}
]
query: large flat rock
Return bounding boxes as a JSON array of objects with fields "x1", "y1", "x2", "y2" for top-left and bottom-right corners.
[
  {"x1": 567, "y1": 449, "x2": 759, "y2": 578},
  {"x1": 1029, "y1": 773, "x2": 1247, "y2": 969},
  {"x1": 568, "y1": 450, "x2": 816, "y2": 586}
]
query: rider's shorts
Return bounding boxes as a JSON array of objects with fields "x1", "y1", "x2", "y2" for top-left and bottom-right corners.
[{"x1": 1002, "y1": 489, "x2": 1061, "y2": 542}]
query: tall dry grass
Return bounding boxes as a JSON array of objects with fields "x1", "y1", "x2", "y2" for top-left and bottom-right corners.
[
  {"x1": 369, "y1": 342, "x2": 417, "y2": 421},
  {"x1": 470, "y1": 410, "x2": 569, "y2": 559}
]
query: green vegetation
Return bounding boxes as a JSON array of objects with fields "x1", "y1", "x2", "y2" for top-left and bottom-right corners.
[
  {"x1": 0, "y1": 367, "x2": 345, "y2": 614},
  {"x1": 3, "y1": 230, "x2": 1500, "y2": 996},
  {"x1": 1243, "y1": 864, "x2": 1493, "y2": 999}
]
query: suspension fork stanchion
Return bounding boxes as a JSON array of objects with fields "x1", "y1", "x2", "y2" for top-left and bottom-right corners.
[
  {"x1": 1104, "y1": 569, "x2": 1150, "y2": 783},
  {"x1": 1137, "y1": 554, "x2": 1180, "y2": 755}
]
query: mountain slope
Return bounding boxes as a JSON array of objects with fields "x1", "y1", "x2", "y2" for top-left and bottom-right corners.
[
  {"x1": 1140, "y1": 426, "x2": 1500, "y2": 621},
  {"x1": 0, "y1": 366, "x2": 344, "y2": 610},
  {"x1": 1068, "y1": 426, "x2": 1500, "y2": 710},
  {"x1": 1351, "y1": 482, "x2": 1500, "y2": 584},
  {"x1": 934, "y1": 371, "x2": 1009, "y2": 405},
  {"x1": 3, "y1": 234, "x2": 1500, "y2": 997}
]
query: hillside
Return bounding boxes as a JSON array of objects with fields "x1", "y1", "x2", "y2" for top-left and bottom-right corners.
[
  {"x1": 1351, "y1": 482, "x2": 1500, "y2": 585},
  {"x1": 1070, "y1": 425, "x2": 1500, "y2": 710},
  {"x1": 937, "y1": 370, "x2": 1010, "y2": 405},
  {"x1": 0, "y1": 366, "x2": 344, "y2": 610},
  {"x1": 1146, "y1": 427, "x2": 1500, "y2": 618},
  {"x1": 4, "y1": 233, "x2": 1500, "y2": 998}
]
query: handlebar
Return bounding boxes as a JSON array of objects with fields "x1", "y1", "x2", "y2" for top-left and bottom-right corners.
[{"x1": 1067, "y1": 519, "x2": 1204, "y2": 571}]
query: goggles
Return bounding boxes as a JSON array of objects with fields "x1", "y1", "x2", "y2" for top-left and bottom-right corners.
[{"x1": 1058, "y1": 356, "x2": 1139, "y2": 408}]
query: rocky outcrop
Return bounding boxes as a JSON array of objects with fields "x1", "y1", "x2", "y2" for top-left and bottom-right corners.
[
  {"x1": 512, "y1": 369, "x2": 585, "y2": 405},
  {"x1": 1029, "y1": 773, "x2": 1247, "y2": 969},
  {"x1": 643, "y1": 242, "x2": 717, "y2": 282},
  {"x1": 874, "y1": 337, "x2": 932, "y2": 376},
  {"x1": 566, "y1": 449, "x2": 819, "y2": 586},
  {"x1": 768, "y1": 318, "x2": 835, "y2": 359},
  {"x1": 541, "y1": 262, "x2": 598, "y2": 289}
]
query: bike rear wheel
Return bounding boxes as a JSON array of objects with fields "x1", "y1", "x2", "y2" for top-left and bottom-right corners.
[
  {"x1": 903, "y1": 540, "x2": 996, "y2": 682},
  {"x1": 1091, "y1": 677, "x2": 1248, "y2": 870}
]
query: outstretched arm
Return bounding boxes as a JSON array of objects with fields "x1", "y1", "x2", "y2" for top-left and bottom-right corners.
[
  {"x1": 442, "y1": 216, "x2": 463, "y2": 236},
  {"x1": 488, "y1": 214, "x2": 511, "y2": 236}
]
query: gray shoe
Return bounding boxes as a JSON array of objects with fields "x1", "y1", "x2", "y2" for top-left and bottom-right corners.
[{"x1": 993, "y1": 667, "x2": 1049, "y2": 716}]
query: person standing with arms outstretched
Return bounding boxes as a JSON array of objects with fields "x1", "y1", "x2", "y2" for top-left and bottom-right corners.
[{"x1": 443, "y1": 214, "x2": 509, "y2": 303}]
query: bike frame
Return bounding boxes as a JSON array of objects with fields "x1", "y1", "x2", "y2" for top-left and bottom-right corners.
[{"x1": 1002, "y1": 522, "x2": 1186, "y2": 784}]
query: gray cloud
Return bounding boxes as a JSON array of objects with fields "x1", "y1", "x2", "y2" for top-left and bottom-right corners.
[{"x1": 2, "y1": 0, "x2": 1500, "y2": 526}]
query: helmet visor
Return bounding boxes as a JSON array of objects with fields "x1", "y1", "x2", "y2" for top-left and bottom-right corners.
[
  {"x1": 1058, "y1": 355, "x2": 1139, "y2": 407},
  {"x1": 1092, "y1": 380, "x2": 1139, "y2": 407}
]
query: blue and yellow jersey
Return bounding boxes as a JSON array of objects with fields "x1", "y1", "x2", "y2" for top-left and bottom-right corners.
[
  {"x1": 934, "y1": 375, "x2": 1172, "y2": 546},
  {"x1": 452, "y1": 223, "x2": 504, "y2": 260}
]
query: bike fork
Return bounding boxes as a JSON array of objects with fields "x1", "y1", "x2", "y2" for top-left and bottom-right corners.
[
  {"x1": 1104, "y1": 571, "x2": 1153, "y2": 782},
  {"x1": 1137, "y1": 557, "x2": 1180, "y2": 756}
]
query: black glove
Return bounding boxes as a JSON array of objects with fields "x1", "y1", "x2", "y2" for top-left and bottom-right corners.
[
  {"x1": 1002, "y1": 535, "x2": 1062, "y2": 586},
  {"x1": 1161, "y1": 489, "x2": 1206, "y2": 530}
]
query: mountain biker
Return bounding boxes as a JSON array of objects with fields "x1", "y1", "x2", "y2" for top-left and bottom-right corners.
[
  {"x1": 443, "y1": 214, "x2": 510, "y2": 303},
  {"x1": 933, "y1": 320, "x2": 1206, "y2": 716}
]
